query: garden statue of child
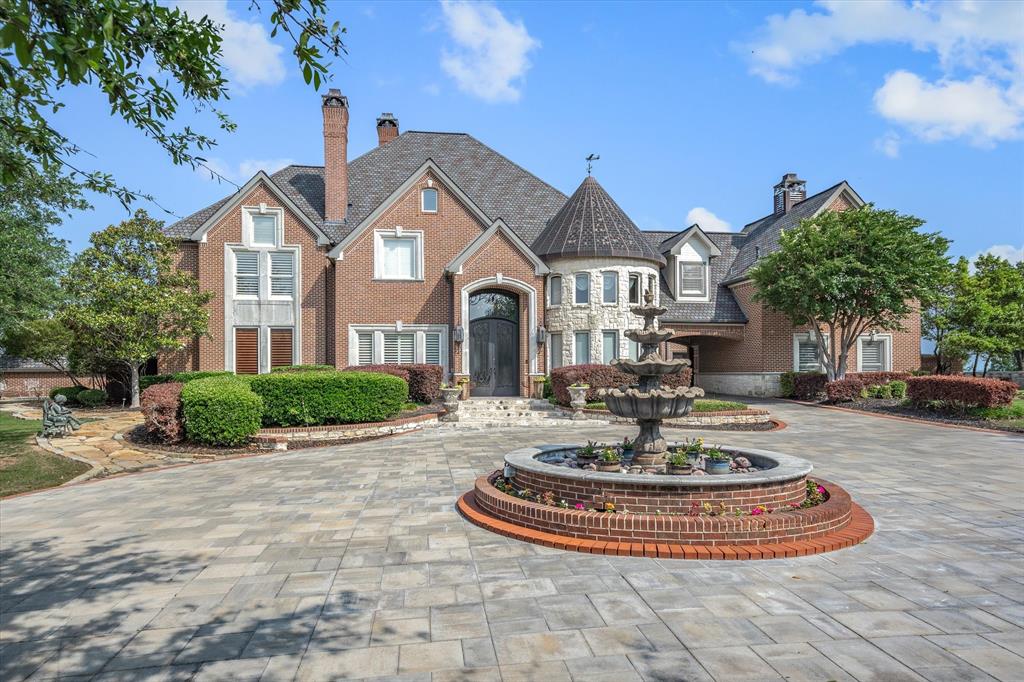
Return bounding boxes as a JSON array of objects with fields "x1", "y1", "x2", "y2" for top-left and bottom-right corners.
[{"x1": 40, "y1": 394, "x2": 82, "y2": 438}]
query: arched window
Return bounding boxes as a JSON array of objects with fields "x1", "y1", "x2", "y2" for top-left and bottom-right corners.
[{"x1": 421, "y1": 188, "x2": 438, "y2": 213}]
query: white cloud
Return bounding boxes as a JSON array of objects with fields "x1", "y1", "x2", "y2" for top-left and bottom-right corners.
[
  {"x1": 439, "y1": 0, "x2": 539, "y2": 103},
  {"x1": 686, "y1": 207, "x2": 731, "y2": 232},
  {"x1": 874, "y1": 71, "x2": 1022, "y2": 146},
  {"x1": 176, "y1": 0, "x2": 286, "y2": 89},
  {"x1": 973, "y1": 244, "x2": 1024, "y2": 265},
  {"x1": 199, "y1": 157, "x2": 295, "y2": 183},
  {"x1": 740, "y1": 0, "x2": 1024, "y2": 146},
  {"x1": 874, "y1": 130, "x2": 902, "y2": 158}
]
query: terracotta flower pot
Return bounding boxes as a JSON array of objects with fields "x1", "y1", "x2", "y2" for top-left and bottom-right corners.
[{"x1": 596, "y1": 461, "x2": 622, "y2": 472}]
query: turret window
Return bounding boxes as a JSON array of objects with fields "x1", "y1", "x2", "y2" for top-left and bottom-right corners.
[
  {"x1": 549, "y1": 275, "x2": 562, "y2": 306},
  {"x1": 629, "y1": 273, "x2": 641, "y2": 304},
  {"x1": 602, "y1": 272, "x2": 618, "y2": 304},
  {"x1": 574, "y1": 273, "x2": 590, "y2": 304}
]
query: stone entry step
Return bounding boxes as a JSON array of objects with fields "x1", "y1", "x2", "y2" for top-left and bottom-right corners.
[{"x1": 449, "y1": 398, "x2": 609, "y2": 428}]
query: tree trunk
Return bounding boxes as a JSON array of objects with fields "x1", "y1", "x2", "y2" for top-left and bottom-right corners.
[
  {"x1": 130, "y1": 363, "x2": 141, "y2": 409},
  {"x1": 982, "y1": 356, "x2": 990, "y2": 377},
  {"x1": 971, "y1": 355, "x2": 979, "y2": 376},
  {"x1": 1014, "y1": 350, "x2": 1023, "y2": 371}
]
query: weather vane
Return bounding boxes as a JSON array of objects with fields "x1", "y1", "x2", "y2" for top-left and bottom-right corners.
[{"x1": 586, "y1": 153, "x2": 600, "y2": 175}]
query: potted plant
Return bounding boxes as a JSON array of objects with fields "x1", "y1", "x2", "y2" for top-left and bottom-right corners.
[
  {"x1": 596, "y1": 447, "x2": 622, "y2": 472},
  {"x1": 704, "y1": 447, "x2": 732, "y2": 475},
  {"x1": 575, "y1": 440, "x2": 599, "y2": 466},
  {"x1": 455, "y1": 375, "x2": 471, "y2": 400},
  {"x1": 531, "y1": 375, "x2": 547, "y2": 400},
  {"x1": 620, "y1": 436, "x2": 635, "y2": 460},
  {"x1": 666, "y1": 451, "x2": 691, "y2": 475}
]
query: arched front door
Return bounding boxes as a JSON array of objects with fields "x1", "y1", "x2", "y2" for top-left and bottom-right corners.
[{"x1": 469, "y1": 290, "x2": 519, "y2": 396}]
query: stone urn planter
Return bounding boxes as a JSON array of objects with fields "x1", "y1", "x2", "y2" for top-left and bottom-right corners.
[
  {"x1": 567, "y1": 385, "x2": 589, "y2": 421},
  {"x1": 531, "y1": 376, "x2": 546, "y2": 400},
  {"x1": 440, "y1": 387, "x2": 462, "y2": 423}
]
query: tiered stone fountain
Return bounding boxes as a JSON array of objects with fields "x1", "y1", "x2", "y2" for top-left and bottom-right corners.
[
  {"x1": 457, "y1": 278, "x2": 874, "y2": 559},
  {"x1": 600, "y1": 275, "x2": 704, "y2": 470}
]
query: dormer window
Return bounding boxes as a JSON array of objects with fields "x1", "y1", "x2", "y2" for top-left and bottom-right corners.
[
  {"x1": 421, "y1": 188, "x2": 438, "y2": 213},
  {"x1": 679, "y1": 262, "x2": 707, "y2": 297}
]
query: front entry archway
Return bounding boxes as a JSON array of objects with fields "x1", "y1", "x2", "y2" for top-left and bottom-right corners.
[{"x1": 469, "y1": 290, "x2": 519, "y2": 396}]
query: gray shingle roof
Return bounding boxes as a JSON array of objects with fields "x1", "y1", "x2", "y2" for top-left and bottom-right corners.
[
  {"x1": 640, "y1": 231, "x2": 747, "y2": 324},
  {"x1": 165, "y1": 132, "x2": 568, "y2": 245},
  {"x1": 532, "y1": 177, "x2": 666, "y2": 266},
  {"x1": 0, "y1": 355, "x2": 54, "y2": 371},
  {"x1": 726, "y1": 181, "x2": 847, "y2": 281}
]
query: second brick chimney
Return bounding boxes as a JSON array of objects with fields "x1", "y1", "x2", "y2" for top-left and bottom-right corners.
[
  {"x1": 773, "y1": 173, "x2": 806, "y2": 215},
  {"x1": 322, "y1": 88, "x2": 349, "y2": 222},
  {"x1": 376, "y1": 112, "x2": 399, "y2": 146}
]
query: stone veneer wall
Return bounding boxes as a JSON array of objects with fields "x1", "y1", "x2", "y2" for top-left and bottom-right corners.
[{"x1": 543, "y1": 256, "x2": 660, "y2": 366}]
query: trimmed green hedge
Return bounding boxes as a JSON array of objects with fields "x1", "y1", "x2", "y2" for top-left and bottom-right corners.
[
  {"x1": 49, "y1": 386, "x2": 85, "y2": 404},
  {"x1": 270, "y1": 364, "x2": 335, "y2": 373},
  {"x1": 77, "y1": 389, "x2": 108, "y2": 407},
  {"x1": 249, "y1": 370, "x2": 408, "y2": 427},
  {"x1": 140, "y1": 371, "x2": 233, "y2": 391},
  {"x1": 182, "y1": 376, "x2": 263, "y2": 446}
]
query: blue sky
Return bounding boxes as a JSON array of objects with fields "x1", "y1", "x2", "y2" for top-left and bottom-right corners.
[{"x1": 55, "y1": 0, "x2": 1023, "y2": 263}]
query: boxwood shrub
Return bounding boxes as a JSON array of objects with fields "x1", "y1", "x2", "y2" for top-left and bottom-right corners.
[
  {"x1": 271, "y1": 364, "x2": 335, "y2": 373},
  {"x1": 550, "y1": 364, "x2": 693, "y2": 406},
  {"x1": 173, "y1": 370, "x2": 233, "y2": 383},
  {"x1": 49, "y1": 386, "x2": 85, "y2": 404},
  {"x1": 77, "y1": 389, "x2": 108, "y2": 407},
  {"x1": 182, "y1": 376, "x2": 263, "y2": 446},
  {"x1": 907, "y1": 375, "x2": 1018, "y2": 410},
  {"x1": 250, "y1": 370, "x2": 408, "y2": 427},
  {"x1": 139, "y1": 374, "x2": 174, "y2": 391}
]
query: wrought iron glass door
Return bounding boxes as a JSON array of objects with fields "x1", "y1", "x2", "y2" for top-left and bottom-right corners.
[{"x1": 469, "y1": 291, "x2": 519, "y2": 396}]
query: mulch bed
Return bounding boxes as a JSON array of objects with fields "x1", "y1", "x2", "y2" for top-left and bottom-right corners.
[{"x1": 821, "y1": 399, "x2": 1024, "y2": 434}]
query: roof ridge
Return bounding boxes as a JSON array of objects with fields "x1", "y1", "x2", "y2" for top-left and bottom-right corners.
[
  {"x1": 460, "y1": 133, "x2": 567, "y2": 201},
  {"x1": 741, "y1": 179, "x2": 848, "y2": 230}
]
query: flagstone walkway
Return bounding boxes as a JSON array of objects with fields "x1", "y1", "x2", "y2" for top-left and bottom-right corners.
[{"x1": 1, "y1": 400, "x2": 1022, "y2": 681}]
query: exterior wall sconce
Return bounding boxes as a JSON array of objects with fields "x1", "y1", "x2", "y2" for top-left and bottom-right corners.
[
  {"x1": 536, "y1": 326, "x2": 547, "y2": 344},
  {"x1": 453, "y1": 326, "x2": 465, "y2": 343}
]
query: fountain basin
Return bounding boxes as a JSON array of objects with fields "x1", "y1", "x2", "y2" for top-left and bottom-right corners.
[
  {"x1": 624, "y1": 328, "x2": 674, "y2": 345},
  {"x1": 599, "y1": 386, "x2": 705, "y2": 419},
  {"x1": 611, "y1": 358, "x2": 695, "y2": 376}
]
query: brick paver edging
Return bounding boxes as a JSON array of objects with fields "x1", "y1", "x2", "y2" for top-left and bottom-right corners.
[
  {"x1": 458, "y1": 475, "x2": 873, "y2": 559},
  {"x1": 255, "y1": 412, "x2": 439, "y2": 449}
]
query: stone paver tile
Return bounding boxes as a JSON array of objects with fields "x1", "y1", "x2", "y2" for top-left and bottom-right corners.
[
  {"x1": 661, "y1": 614, "x2": 773, "y2": 649},
  {"x1": 690, "y1": 645, "x2": 784, "y2": 681},
  {"x1": 626, "y1": 650, "x2": 714, "y2": 682},
  {"x1": 831, "y1": 610, "x2": 943, "y2": 638},
  {"x1": 749, "y1": 614, "x2": 834, "y2": 643},
  {"x1": 193, "y1": 656, "x2": 269, "y2": 681},
  {"x1": 871, "y1": 635, "x2": 980, "y2": 669},
  {"x1": 482, "y1": 598, "x2": 541, "y2": 622},
  {"x1": 0, "y1": 640, "x2": 58, "y2": 680},
  {"x1": 277, "y1": 572, "x2": 334, "y2": 598},
  {"x1": 565, "y1": 654, "x2": 641, "y2": 681},
  {"x1": 431, "y1": 667, "x2": 502, "y2": 682},
  {"x1": 909, "y1": 608, "x2": 1011, "y2": 634},
  {"x1": 404, "y1": 586, "x2": 459, "y2": 609},
  {"x1": 811, "y1": 639, "x2": 928, "y2": 681},
  {"x1": 493, "y1": 630, "x2": 591, "y2": 665},
  {"x1": 479, "y1": 578, "x2": 557, "y2": 601},
  {"x1": 498, "y1": 660, "x2": 572, "y2": 681},
  {"x1": 93, "y1": 662, "x2": 199, "y2": 681},
  {"x1": 397, "y1": 640, "x2": 464, "y2": 673},
  {"x1": 259, "y1": 654, "x2": 302, "y2": 681},
  {"x1": 751, "y1": 642, "x2": 856, "y2": 682},
  {"x1": 429, "y1": 603, "x2": 489, "y2": 641},
  {"x1": 587, "y1": 592, "x2": 657, "y2": 625},
  {"x1": 381, "y1": 564, "x2": 430, "y2": 591},
  {"x1": 294, "y1": 647, "x2": 399, "y2": 680},
  {"x1": 370, "y1": 616, "x2": 431, "y2": 646},
  {"x1": 173, "y1": 632, "x2": 253, "y2": 664},
  {"x1": 580, "y1": 624, "x2": 656, "y2": 656},
  {"x1": 461, "y1": 636, "x2": 497, "y2": 668},
  {"x1": 539, "y1": 594, "x2": 606, "y2": 631},
  {"x1": 488, "y1": 618, "x2": 548, "y2": 637},
  {"x1": 942, "y1": 645, "x2": 1024, "y2": 680}
]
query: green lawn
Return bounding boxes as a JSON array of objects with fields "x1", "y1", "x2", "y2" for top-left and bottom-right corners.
[
  {"x1": 0, "y1": 412, "x2": 90, "y2": 498},
  {"x1": 970, "y1": 398, "x2": 1024, "y2": 429}
]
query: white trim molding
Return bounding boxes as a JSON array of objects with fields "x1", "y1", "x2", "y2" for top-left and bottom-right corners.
[
  {"x1": 792, "y1": 331, "x2": 829, "y2": 373},
  {"x1": 373, "y1": 229, "x2": 425, "y2": 281},
  {"x1": 460, "y1": 276, "x2": 539, "y2": 376},
  {"x1": 446, "y1": 219, "x2": 549, "y2": 276},
  {"x1": 856, "y1": 332, "x2": 893, "y2": 372}
]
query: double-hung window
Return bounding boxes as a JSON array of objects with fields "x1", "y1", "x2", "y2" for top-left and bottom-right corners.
[
  {"x1": 602, "y1": 330, "x2": 618, "y2": 364},
  {"x1": 575, "y1": 331, "x2": 591, "y2": 364},
  {"x1": 421, "y1": 188, "x2": 438, "y2": 213},
  {"x1": 375, "y1": 230, "x2": 422, "y2": 280},
  {"x1": 251, "y1": 214, "x2": 277, "y2": 246},
  {"x1": 628, "y1": 273, "x2": 641, "y2": 304},
  {"x1": 269, "y1": 252, "x2": 295, "y2": 298},
  {"x1": 679, "y1": 262, "x2": 707, "y2": 297},
  {"x1": 602, "y1": 272, "x2": 618, "y2": 304},
  {"x1": 574, "y1": 273, "x2": 590, "y2": 304},
  {"x1": 549, "y1": 275, "x2": 562, "y2": 306},
  {"x1": 235, "y1": 251, "x2": 260, "y2": 297},
  {"x1": 549, "y1": 333, "x2": 563, "y2": 369}
]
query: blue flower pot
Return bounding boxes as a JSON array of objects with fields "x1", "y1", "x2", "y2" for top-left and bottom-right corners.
[{"x1": 706, "y1": 459, "x2": 732, "y2": 475}]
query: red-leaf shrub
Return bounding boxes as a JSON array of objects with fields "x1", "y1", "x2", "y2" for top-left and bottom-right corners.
[
  {"x1": 826, "y1": 378, "x2": 864, "y2": 403},
  {"x1": 852, "y1": 371, "x2": 910, "y2": 386},
  {"x1": 342, "y1": 364, "x2": 442, "y2": 403},
  {"x1": 550, "y1": 364, "x2": 693, "y2": 406},
  {"x1": 792, "y1": 373, "x2": 827, "y2": 400},
  {"x1": 907, "y1": 375, "x2": 1018, "y2": 409},
  {"x1": 141, "y1": 382, "x2": 185, "y2": 443}
]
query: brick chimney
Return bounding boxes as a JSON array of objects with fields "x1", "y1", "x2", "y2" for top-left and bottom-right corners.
[
  {"x1": 322, "y1": 88, "x2": 349, "y2": 222},
  {"x1": 773, "y1": 173, "x2": 806, "y2": 215},
  {"x1": 376, "y1": 112, "x2": 399, "y2": 146}
]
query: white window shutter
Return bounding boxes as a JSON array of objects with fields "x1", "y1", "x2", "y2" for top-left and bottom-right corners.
[
  {"x1": 425, "y1": 333, "x2": 441, "y2": 365},
  {"x1": 270, "y1": 252, "x2": 295, "y2": 296},
  {"x1": 357, "y1": 332, "x2": 373, "y2": 365},
  {"x1": 235, "y1": 252, "x2": 259, "y2": 296}
]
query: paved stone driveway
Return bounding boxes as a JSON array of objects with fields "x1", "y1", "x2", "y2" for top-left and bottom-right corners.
[{"x1": 2, "y1": 400, "x2": 1022, "y2": 681}]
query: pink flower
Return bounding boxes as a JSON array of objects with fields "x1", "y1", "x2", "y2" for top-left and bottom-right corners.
[
  {"x1": 574, "y1": 503, "x2": 585, "y2": 510},
  {"x1": 751, "y1": 506, "x2": 765, "y2": 516},
  {"x1": 817, "y1": 485, "x2": 826, "y2": 495}
]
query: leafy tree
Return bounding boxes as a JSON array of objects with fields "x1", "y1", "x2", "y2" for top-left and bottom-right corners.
[
  {"x1": 0, "y1": 0, "x2": 345, "y2": 207},
  {"x1": 921, "y1": 257, "x2": 969, "y2": 375},
  {"x1": 1, "y1": 318, "x2": 80, "y2": 383},
  {"x1": 0, "y1": 101, "x2": 86, "y2": 337},
  {"x1": 750, "y1": 204, "x2": 949, "y2": 380},
  {"x1": 944, "y1": 255, "x2": 1024, "y2": 375},
  {"x1": 61, "y1": 210, "x2": 211, "y2": 407}
]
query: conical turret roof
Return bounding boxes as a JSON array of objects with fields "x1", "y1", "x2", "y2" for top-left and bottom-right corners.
[{"x1": 532, "y1": 176, "x2": 666, "y2": 266}]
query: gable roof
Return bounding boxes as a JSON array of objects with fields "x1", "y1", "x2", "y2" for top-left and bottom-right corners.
[
  {"x1": 659, "y1": 224, "x2": 723, "y2": 257},
  {"x1": 640, "y1": 230, "x2": 747, "y2": 324},
  {"x1": 532, "y1": 176, "x2": 666, "y2": 266},
  {"x1": 167, "y1": 132, "x2": 568, "y2": 247},
  {"x1": 726, "y1": 181, "x2": 864, "y2": 282},
  {"x1": 446, "y1": 219, "x2": 549, "y2": 276}
]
